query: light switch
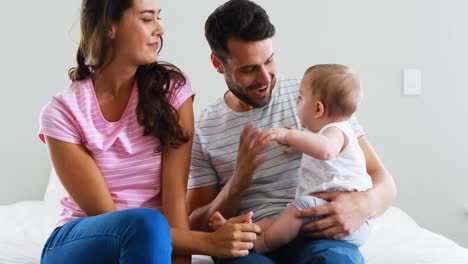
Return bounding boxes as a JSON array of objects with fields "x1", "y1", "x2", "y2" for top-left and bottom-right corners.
[{"x1": 403, "y1": 69, "x2": 422, "y2": 95}]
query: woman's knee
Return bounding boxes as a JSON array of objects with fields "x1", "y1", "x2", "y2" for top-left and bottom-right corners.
[{"x1": 123, "y1": 208, "x2": 171, "y2": 247}]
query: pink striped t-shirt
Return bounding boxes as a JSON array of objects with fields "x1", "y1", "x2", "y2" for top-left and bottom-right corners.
[{"x1": 39, "y1": 77, "x2": 194, "y2": 226}]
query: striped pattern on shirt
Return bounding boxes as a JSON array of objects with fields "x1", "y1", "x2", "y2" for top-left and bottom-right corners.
[
  {"x1": 39, "y1": 78, "x2": 194, "y2": 226},
  {"x1": 188, "y1": 76, "x2": 364, "y2": 222}
]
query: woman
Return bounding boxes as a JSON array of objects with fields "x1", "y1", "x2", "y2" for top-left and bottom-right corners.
[{"x1": 39, "y1": 0, "x2": 259, "y2": 263}]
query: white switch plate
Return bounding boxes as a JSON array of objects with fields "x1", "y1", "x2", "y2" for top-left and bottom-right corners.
[{"x1": 403, "y1": 69, "x2": 422, "y2": 95}]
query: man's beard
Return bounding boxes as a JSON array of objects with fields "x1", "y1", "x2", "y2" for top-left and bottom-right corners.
[{"x1": 225, "y1": 75, "x2": 275, "y2": 108}]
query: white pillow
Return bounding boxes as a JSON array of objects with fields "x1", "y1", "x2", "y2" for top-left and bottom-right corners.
[{"x1": 43, "y1": 169, "x2": 68, "y2": 205}]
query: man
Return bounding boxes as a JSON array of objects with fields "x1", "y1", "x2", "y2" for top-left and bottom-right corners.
[{"x1": 188, "y1": 0, "x2": 397, "y2": 263}]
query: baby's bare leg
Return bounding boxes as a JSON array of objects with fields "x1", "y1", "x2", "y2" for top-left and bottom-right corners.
[
  {"x1": 253, "y1": 205, "x2": 302, "y2": 253},
  {"x1": 255, "y1": 217, "x2": 275, "y2": 231}
]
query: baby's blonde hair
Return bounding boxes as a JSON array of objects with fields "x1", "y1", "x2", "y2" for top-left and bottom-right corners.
[{"x1": 304, "y1": 64, "x2": 361, "y2": 118}]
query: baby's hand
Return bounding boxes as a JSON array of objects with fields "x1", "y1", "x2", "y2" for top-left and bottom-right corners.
[
  {"x1": 268, "y1": 127, "x2": 289, "y2": 144},
  {"x1": 269, "y1": 127, "x2": 299, "y2": 153}
]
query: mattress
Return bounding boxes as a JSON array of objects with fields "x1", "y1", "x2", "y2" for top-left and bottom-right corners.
[{"x1": 1, "y1": 201, "x2": 467, "y2": 264}]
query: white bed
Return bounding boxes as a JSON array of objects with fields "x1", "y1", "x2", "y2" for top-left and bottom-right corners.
[{"x1": 1, "y1": 172, "x2": 468, "y2": 264}]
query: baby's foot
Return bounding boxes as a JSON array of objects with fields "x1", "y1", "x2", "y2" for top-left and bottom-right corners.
[{"x1": 209, "y1": 211, "x2": 227, "y2": 231}]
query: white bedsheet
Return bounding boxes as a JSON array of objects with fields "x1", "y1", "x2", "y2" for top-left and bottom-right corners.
[
  {"x1": 361, "y1": 207, "x2": 468, "y2": 263},
  {"x1": 1, "y1": 201, "x2": 467, "y2": 264},
  {"x1": 0, "y1": 201, "x2": 49, "y2": 264}
]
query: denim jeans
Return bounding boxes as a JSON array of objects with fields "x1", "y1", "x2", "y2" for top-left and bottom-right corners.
[
  {"x1": 41, "y1": 208, "x2": 171, "y2": 264},
  {"x1": 216, "y1": 237, "x2": 364, "y2": 264}
]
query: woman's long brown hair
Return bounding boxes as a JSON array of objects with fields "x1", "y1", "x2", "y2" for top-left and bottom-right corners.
[{"x1": 68, "y1": 0, "x2": 189, "y2": 152}]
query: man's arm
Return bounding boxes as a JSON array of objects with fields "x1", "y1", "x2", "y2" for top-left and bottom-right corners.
[
  {"x1": 188, "y1": 183, "x2": 244, "y2": 232},
  {"x1": 358, "y1": 135, "x2": 397, "y2": 218},
  {"x1": 300, "y1": 135, "x2": 397, "y2": 239},
  {"x1": 188, "y1": 123, "x2": 271, "y2": 231}
]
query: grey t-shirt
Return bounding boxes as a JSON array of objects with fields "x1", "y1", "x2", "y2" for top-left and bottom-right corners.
[{"x1": 188, "y1": 76, "x2": 364, "y2": 222}]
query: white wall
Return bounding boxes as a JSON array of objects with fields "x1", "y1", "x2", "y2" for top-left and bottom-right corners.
[
  {"x1": 1, "y1": 0, "x2": 466, "y2": 247},
  {"x1": 0, "y1": 0, "x2": 81, "y2": 204}
]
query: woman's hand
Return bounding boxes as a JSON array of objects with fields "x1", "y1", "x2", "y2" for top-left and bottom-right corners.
[{"x1": 206, "y1": 212, "x2": 261, "y2": 258}]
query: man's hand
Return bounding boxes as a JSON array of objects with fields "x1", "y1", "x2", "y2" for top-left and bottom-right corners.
[
  {"x1": 299, "y1": 191, "x2": 370, "y2": 240},
  {"x1": 231, "y1": 123, "x2": 271, "y2": 192}
]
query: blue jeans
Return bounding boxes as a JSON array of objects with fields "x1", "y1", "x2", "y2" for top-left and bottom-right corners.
[
  {"x1": 41, "y1": 208, "x2": 171, "y2": 264},
  {"x1": 216, "y1": 237, "x2": 364, "y2": 264}
]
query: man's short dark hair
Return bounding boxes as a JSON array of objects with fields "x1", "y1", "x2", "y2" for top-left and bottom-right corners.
[{"x1": 205, "y1": 0, "x2": 276, "y2": 62}]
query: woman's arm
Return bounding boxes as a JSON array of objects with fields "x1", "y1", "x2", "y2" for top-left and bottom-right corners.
[
  {"x1": 161, "y1": 98, "x2": 194, "y2": 263},
  {"x1": 45, "y1": 136, "x2": 115, "y2": 216}
]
